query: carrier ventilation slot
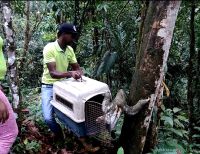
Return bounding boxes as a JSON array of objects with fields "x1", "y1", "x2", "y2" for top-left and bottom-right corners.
[{"x1": 55, "y1": 94, "x2": 73, "y2": 110}]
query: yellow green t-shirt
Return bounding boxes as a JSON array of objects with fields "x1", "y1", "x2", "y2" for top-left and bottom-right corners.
[
  {"x1": 0, "y1": 36, "x2": 7, "y2": 80},
  {"x1": 42, "y1": 40, "x2": 77, "y2": 84}
]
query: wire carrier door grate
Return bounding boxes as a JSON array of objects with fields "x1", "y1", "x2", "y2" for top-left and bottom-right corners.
[{"x1": 85, "y1": 101, "x2": 112, "y2": 145}]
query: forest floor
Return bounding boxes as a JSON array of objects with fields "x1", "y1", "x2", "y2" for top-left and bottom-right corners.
[
  {"x1": 12, "y1": 120, "x2": 114, "y2": 154},
  {"x1": 11, "y1": 88, "x2": 117, "y2": 154}
]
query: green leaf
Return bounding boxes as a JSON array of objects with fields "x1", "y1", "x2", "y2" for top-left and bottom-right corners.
[
  {"x1": 169, "y1": 128, "x2": 183, "y2": 137},
  {"x1": 174, "y1": 119, "x2": 184, "y2": 128},
  {"x1": 104, "y1": 52, "x2": 118, "y2": 73},
  {"x1": 97, "y1": 3, "x2": 109, "y2": 12},
  {"x1": 166, "y1": 140, "x2": 185, "y2": 154},
  {"x1": 192, "y1": 134, "x2": 200, "y2": 138},
  {"x1": 161, "y1": 116, "x2": 173, "y2": 127},
  {"x1": 177, "y1": 115, "x2": 188, "y2": 123},
  {"x1": 23, "y1": 139, "x2": 28, "y2": 145},
  {"x1": 117, "y1": 147, "x2": 124, "y2": 154},
  {"x1": 194, "y1": 126, "x2": 200, "y2": 131},
  {"x1": 96, "y1": 51, "x2": 118, "y2": 77},
  {"x1": 173, "y1": 107, "x2": 181, "y2": 113},
  {"x1": 165, "y1": 109, "x2": 173, "y2": 113},
  {"x1": 161, "y1": 104, "x2": 165, "y2": 111}
]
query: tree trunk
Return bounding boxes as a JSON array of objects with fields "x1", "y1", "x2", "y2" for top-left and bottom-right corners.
[
  {"x1": 143, "y1": 83, "x2": 164, "y2": 153},
  {"x1": 91, "y1": 0, "x2": 99, "y2": 55},
  {"x1": 120, "y1": 1, "x2": 181, "y2": 154},
  {"x1": 74, "y1": 0, "x2": 80, "y2": 26},
  {"x1": 18, "y1": 1, "x2": 31, "y2": 82},
  {"x1": 2, "y1": 1, "x2": 20, "y2": 109},
  {"x1": 187, "y1": 1, "x2": 195, "y2": 149},
  {"x1": 136, "y1": 1, "x2": 149, "y2": 57},
  {"x1": 73, "y1": 1, "x2": 90, "y2": 50},
  {"x1": 24, "y1": 1, "x2": 30, "y2": 57},
  {"x1": 197, "y1": 49, "x2": 200, "y2": 110},
  {"x1": 19, "y1": 1, "x2": 43, "y2": 74}
]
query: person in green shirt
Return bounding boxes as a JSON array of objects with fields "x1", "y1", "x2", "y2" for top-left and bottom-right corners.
[
  {"x1": 41, "y1": 23, "x2": 82, "y2": 140},
  {"x1": 0, "y1": 36, "x2": 7, "y2": 84}
]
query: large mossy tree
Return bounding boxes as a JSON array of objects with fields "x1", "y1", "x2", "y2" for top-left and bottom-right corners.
[{"x1": 120, "y1": 1, "x2": 181, "y2": 153}]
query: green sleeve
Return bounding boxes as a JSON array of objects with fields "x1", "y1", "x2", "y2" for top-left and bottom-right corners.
[{"x1": 43, "y1": 45, "x2": 56, "y2": 64}]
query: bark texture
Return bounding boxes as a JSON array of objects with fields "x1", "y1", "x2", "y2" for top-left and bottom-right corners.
[
  {"x1": 143, "y1": 84, "x2": 164, "y2": 153},
  {"x1": 120, "y1": 1, "x2": 181, "y2": 154},
  {"x1": 2, "y1": 2, "x2": 19, "y2": 109}
]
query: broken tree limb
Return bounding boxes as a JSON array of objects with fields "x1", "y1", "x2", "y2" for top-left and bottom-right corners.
[{"x1": 99, "y1": 89, "x2": 150, "y2": 129}]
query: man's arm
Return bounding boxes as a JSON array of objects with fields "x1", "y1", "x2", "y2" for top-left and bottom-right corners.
[
  {"x1": 47, "y1": 62, "x2": 81, "y2": 79},
  {"x1": 70, "y1": 63, "x2": 83, "y2": 75}
]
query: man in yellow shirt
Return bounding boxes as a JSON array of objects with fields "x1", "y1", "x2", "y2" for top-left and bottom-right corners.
[{"x1": 41, "y1": 23, "x2": 82, "y2": 140}]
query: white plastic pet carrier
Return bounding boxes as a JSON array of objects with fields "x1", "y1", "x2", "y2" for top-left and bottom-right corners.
[{"x1": 50, "y1": 76, "x2": 112, "y2": 139}]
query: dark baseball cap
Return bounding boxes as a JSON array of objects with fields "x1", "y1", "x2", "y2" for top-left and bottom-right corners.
[{"x1": 58, "y1": 23, "x2": 77, "y2": 35}]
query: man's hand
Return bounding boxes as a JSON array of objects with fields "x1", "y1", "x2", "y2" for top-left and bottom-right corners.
[
  {"x1": 70, "y1": 71, "x2": 82, "y2": 80},
  {"x1": 0, "y1": 101, "x2": 9, "y2": 123}
]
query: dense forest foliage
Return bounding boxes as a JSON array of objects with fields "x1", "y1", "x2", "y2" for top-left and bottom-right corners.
[{"x1": 0, "y1": 1, "x2": 199, "y2": 154}]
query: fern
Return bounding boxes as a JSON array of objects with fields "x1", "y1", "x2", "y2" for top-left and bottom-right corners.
[
  {"x1": 151, "y1": 140, "x2": 185, "y2": 154},
  {"x1": 152, "y1": 148, "x2": 177, "y2": 154}
]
